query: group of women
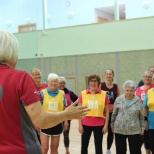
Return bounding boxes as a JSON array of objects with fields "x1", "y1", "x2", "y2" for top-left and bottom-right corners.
[
  {"x1": 82, "y1": 68, "x2": 154, "y2": 154},
  {"x1": 31, "y1": 69, "x2": 78, "y2": 154},
  {"x1": 110, "y1": 67, "x2": 154, "y2": 154},
  {"x1": 31, "y1": 67, "x2": 154, "y2": 154}
]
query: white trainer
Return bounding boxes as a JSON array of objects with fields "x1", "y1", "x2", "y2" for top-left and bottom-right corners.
[{"x1": 106, "y1": 150, "x2": 111, "y2": 154}]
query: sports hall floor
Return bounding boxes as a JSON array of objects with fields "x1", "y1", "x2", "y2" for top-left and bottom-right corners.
[{"x1": 47, "y1": 120, "x2": 145, "y2": 154}]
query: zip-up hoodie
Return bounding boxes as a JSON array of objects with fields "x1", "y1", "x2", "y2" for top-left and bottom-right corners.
[{"x1": 110, "y1": 94, "x2": 144, "y2": 135}]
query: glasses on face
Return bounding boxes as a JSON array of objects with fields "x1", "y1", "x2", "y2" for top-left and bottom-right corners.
[
  {"x1": 143, "y1": 76, "x2": 152, "y2": 79},
  {"x1": 60, "y1": 82, "x2": 66, "y2": 84},
  {"x1": 90, "y1": 79, "x2": 98, "y2": 83}
]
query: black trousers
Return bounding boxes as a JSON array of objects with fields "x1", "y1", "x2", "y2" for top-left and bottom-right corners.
[
  {"x1": 115, "y1": 133, "x2": 141, "y2": 154},
  {"x1": 63, "y1": 120, "x2": 71, "y2": 147},
  {"x1": 81, "y1": 125, "x2": 104, "y2": 154},
  {"x1": 148, "y1": 129, "x2": 154, "y2": 154},
  {"x1": 140, "y1": 130, "x2": 150, "y2": 149},
  {"x1": 107, "y1": 113, "x2": 114, "y2": 150}
]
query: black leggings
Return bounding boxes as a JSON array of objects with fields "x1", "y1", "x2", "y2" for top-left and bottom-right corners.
[
  {"x1": 140, "y1": 130, "x2": 150, "y2": 149},
  {"x1": 107, "y1": 112, "x2": 114, "y2": 150},
  {"x1": 63, "y1": 120, "x2": 71, "y2": 147},
  {"x1": 148, "y1": 129, "x2": 154, "y2": 153},
  {"x1": 81, "y1": 125, "x2": 104, "y2": 154},
  {"x1": 115, "y1": 133, "x2": 141, "y2": 154}
]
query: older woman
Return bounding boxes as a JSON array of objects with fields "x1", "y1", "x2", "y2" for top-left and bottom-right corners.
[
  {"x1": 136, "y1": 71, "x2": 154, "y2": 154},
  {"x1": 137, "y1": 66, "x2": 154, "y2": 87},
  {"x1": 143, "y1": 84, "x2": 154, "y2": 154},
  {"x1": 111, "y1": 80, "x2": 144, "y2": 154},
  {"x1": 31, "y1": 68, "x2": 48, "y2": 144},
  {"x1": 40, "y1": 73, "x2": 67, "y2": 154},
  {"x1": 0, "y1": 29, "x2": 89, "y2": 154},
  {"x1": 78, "y1": 74, "x2": 109, "y2": 154},
  {"x1": 31, "y1": 68, "x2": 48, "y2": 91},
  {"x1": 58, "y1": 77, "x2": 78, "y2": 154},
  {"x1": 136, "y1": 71, "x2": 154, "y2": 103}
]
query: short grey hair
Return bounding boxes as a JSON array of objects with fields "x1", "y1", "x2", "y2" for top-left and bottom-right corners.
[
  {"x1": 0, "y1": 30, "x2": 18, "y2": 68},
  {"x1": 59, "y1": 77, "x2": 67, "y2": 83},
  {"x1": 47, "y1": 73, "x2": 59, "y2": 82},
  {"x1": 123, "y1": 80, "x2": 135, "y2": 90}
]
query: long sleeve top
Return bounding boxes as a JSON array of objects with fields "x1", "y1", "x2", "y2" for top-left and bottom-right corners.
[{"x1": 111, "y1": 94, "x2": 144, "y2": 135}]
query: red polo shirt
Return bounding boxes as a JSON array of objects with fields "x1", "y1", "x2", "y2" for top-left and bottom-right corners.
[{"x1": 0, "y1": 64, "x2": 42, "y2": 154}]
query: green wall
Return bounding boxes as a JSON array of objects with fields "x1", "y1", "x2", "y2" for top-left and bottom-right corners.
[
  {"x1": 16, "y1": 49, "x2": 154, "y2": 94},
  {"x1": 15, "y1": 17, "x2": 154, "y2": 94},
  {"x1": 15, "y1": 17, "x2": 154, "y2": 59}
]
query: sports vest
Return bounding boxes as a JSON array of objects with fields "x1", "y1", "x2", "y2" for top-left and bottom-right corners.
[
  {"x1": 147, "y1": 89, "x2": 154, "y2": 111},
  {"x1": 41, "y1": 89, "x2": 64, "y2": 112},
  {"x1": 101, "y1": 82, "x2": 118, "y2": 104},
  {"x1": 82, "y1": 90, "x2": 106, "y2": 117}
]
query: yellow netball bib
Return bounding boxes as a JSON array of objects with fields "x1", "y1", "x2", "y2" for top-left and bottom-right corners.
[
  {"x1": 41, "y1": 89, "x2": 64, "y2": 112},
  {"x1": 147, "y1": 89, "x2": 154, "y2": 111},
  {"x1": 82, "y1": 90, "x2": 106, "y2": 117}
]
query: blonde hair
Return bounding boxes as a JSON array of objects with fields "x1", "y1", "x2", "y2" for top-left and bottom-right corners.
[
  {"x1": 0, "y1": 30, "x2": 18, "y2": 68},
  {"x1": 31, "y1": 68, "x2": 41, "y2": 75}
]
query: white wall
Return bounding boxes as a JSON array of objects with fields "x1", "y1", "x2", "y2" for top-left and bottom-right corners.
[{"x1": 0, "y1": 0, "x2": 154, "y2": 33}]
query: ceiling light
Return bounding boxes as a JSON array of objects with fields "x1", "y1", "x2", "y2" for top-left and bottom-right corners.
[
  {"x1": 143, "y1": 0, "x2": 151, "y2": 9},
  {"x1": 25, "y1": 18, "x2": 31, "y2": 24}
]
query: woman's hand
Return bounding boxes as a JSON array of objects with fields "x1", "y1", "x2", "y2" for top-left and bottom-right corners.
[
  {"x1": 78, "y1": 125, "x2": 84, "y2": 135},
  {"x1": 64, "y1": 101, "x2": 90, "y2": 120},
  {"x1": 144, "y1": 121, "x2": 148, "y2": 130},
  {"x1": 102, "y1": 124, "x2": 108, "y2": 135},
  {"x1": 140, "y1": 128, "x2": 144, "y2": 135}
]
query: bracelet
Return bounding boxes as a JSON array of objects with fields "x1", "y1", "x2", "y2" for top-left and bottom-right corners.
[{"x1": 144, "y1": 116, "x2": 148, "y2": 121}]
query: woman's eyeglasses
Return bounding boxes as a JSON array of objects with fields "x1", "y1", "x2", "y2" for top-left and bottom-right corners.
[
  {"x1": 90, "y1": 80, "x2": 98, "y2": 83},
  {"x1": 143, "y1": 76, "x2": 152, "y2": 79},
  {"x1": 60, "y1": 82, "x2": 66, "y2": 84}
]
